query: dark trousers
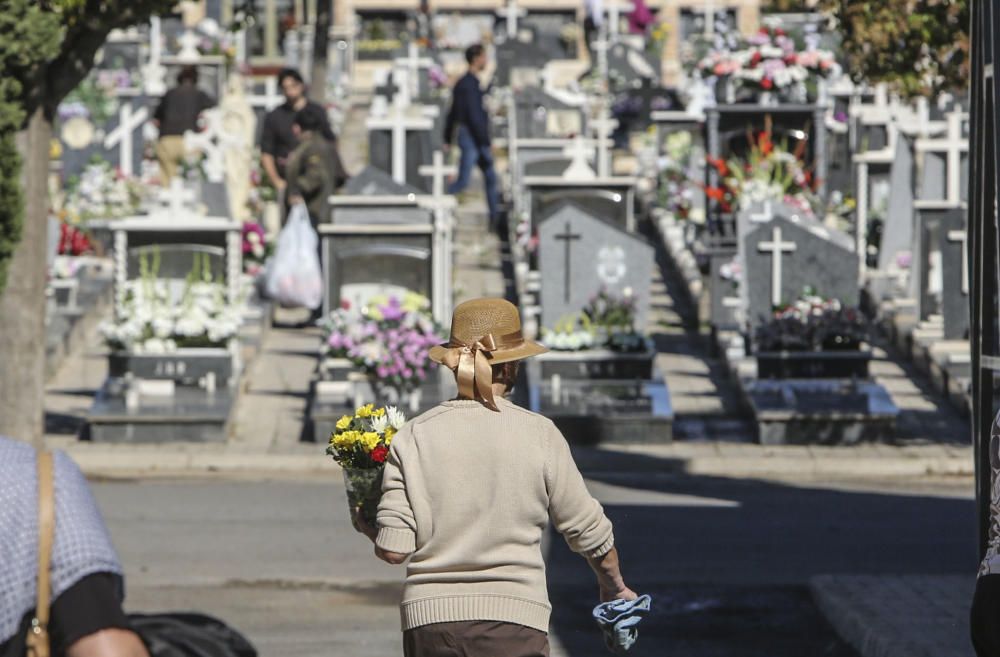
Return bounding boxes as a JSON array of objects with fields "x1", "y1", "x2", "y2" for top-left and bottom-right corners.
[{"x1": 403, "y1": 621, "x2": 550, "y2": 657}]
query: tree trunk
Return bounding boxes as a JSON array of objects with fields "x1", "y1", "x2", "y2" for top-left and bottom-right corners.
[
  {"x1": 0, "y1": 108, "x2": 52, "y2": 447},
  {"x1": 310, "y1": 0, "x2": 332, "y2": 102}
]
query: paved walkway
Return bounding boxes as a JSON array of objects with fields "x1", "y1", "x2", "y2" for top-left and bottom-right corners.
[{"x1": 811, "y1": 575, "x2": 976, "y2": 657}]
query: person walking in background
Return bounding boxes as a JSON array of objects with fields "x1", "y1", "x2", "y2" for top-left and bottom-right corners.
[
  {"x1": 358, "y1": 298, "x2": 637, "y2": 657},
  {"x1": 0, "y1": 437, "x2": 150, "y2": 657},
  {"x1": 260, "y1": 68, "x2": 328, "y2": 204},
  {"x1": 444, "y1": 45, "x2": 502, "y2": 231},
  {"x1": 153, "y1": 65, "x2": 215, "y2": 184},
  {"x1": 286, "y1": 104, "x2": 349, "y2": 227}
]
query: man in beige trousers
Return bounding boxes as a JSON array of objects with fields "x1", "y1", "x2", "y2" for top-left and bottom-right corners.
[{"x1": 359, "y1": 298, "x2": 636, "y2": 657}]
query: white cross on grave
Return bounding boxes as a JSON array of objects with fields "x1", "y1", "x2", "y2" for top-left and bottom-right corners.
[
  {"x1": 142, "y1": 16, "x2": 167, "y2": 96},
  {"x1": 592, "y1": 35, "x2": 611, "y2": 88},
  {"x1": 418, "y1": 150, "x2": 458, "y2": 199},
  {"x1": 947, "y1": 229, "x2": 969, "y2": 295},
  {"x1": 184, "y1": 107, "x2": 244, "y2": 183},
  {"x1": 367, "y1": 109, "x2": 433, "y2": 184},
  {"x1": 916, "y1": 111, "x2": 968, "y2": 205},
  {"x1": 156, "y1": 177, "x2": 197, "y2": 216},
  {"x1": 103, "y1": 104, "x2": 149, "y2": 177},
  {"x1": 497, "y1": 0, "x2": 527, "y2": 39},
  {"x1": 247, "y1": 76, "x2": 285, "y2": 113},
  {"x1": 758, "y1": 226, "x2": 797, "y2": 309},
  {"x1": 589, "y1": 103, "x2": 618, "y2": 179},
  {"x1": 562, "y1": 136, "x2": 596, "y2": 180},
  {"x1": 395, "y1": 42, "x2": 434, "y2": 98},
  {"x1": 605, "y1": 0, "x2": 634, "y2": 41}
]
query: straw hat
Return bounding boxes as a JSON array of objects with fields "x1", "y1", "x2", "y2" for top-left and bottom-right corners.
[{"x1": 429, "y1": 298, "x2": 547, "y2": 410}]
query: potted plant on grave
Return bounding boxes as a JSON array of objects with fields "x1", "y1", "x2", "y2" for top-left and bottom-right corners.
[
  {"x1": 319, "y1": 293, "x2": 443, "y2": 412},
  {"x1": 754, "y1": 290, "x2": 872, "y2": 379},
  {"x1": 99, "y1": 251, "x2": 243, "y2": 386}
]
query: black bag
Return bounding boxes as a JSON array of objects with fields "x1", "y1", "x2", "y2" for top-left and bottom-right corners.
[{"x1": 129, "y1": 613, "x2": 257, "y2": 657}]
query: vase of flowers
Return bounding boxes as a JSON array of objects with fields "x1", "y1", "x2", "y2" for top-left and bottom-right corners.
[
  {"x1": 327, "y1": 404, "x2": 407, "y2": 532},
  {"x1": 320, "y1": 293, "x2": 442, "y2": 408}
]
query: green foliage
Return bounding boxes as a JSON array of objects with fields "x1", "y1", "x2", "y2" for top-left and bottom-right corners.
[
  {"x1": 821, "y1": 0, "x2": 969, "y2": 99},
  {"x1": 0, "y1": 0, "x2": 173, "y2": 295}
]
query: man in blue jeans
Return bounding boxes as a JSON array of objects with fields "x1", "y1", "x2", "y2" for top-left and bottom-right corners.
[{"x1": 444, "y1": 44, "x2": 502, "y2": 231}]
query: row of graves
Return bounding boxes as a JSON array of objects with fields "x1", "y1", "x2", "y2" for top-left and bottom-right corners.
[
  {"x1": 649, "y1": 13, "x2": 909, "y2": 444},
  {"x1": 47, "y1": 4, "x2": 296, "y2": 442}
]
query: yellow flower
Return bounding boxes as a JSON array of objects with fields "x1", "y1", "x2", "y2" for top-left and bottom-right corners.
[
  {"x1": 333, "y1": 430, "x2": 362, "y2": 450},
  {"x1": 371, "y1": 406, "x2": 386, "y2": 418},
  {"x1": 355, "y1": 403, "x2": 375, "y2": 418},
  {"x1": 336, "y1": 415, "x2": 353, "y2": 430},
  {"x1": 361, "y1": 432, "x2": 381, "y2": 451},
  {"x1": 384, "y1": 427, "x2": 397, "y2": 444}
]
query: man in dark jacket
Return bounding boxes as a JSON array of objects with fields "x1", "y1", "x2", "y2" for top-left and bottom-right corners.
[
  {"x1": 286, "y1": 104, "x2": 348, "y2": 227},
  {"x1": 444, "y1": 44, "x2": 501, "y2": 229},
  {"x1": 153, "y1": 66, "x2": 215, "y2": 184}
]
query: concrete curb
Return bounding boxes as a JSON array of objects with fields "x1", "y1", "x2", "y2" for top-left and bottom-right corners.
[{"x1": 56, "y1": 441, "x2": 975, "y2": 479}]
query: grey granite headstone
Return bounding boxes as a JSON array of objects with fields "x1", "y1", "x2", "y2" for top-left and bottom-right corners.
[
  {"x1": 538, "y1": 202, "x2": 654, "y2": 330},
  {"x1": 524, "y1": 158, "x2": 571, "y2": 177},
  {"x1": 876, "y1": 137, "x2": 915, "y2": 271},
  {"x1": 369, "y1": 127, "x2": 435, "y2": 192},
  {"x1": 514, "y1": 87, "x2": 583, "y2": 140},
  {"x1": 342, "y1": 165, "x2": 422, "y2": 196},
  {"x1": 915, "y1": 206, "x2": 963, "y2": 324},
  {"x1": 324, "y1": 232, "x2": 434, "y2": 311},
  {"x1": 495, "y1": 40, "x2": 550, "y2": 89},
  {"x1": 201, "y1": 181, "x2": 231, "y2": 219},
  {"x1": 742, "y1": 210, "x2": 860, "y2": 327},
  {"x1": 938, "y1": 210, "x2": 969, "y2": 340}
]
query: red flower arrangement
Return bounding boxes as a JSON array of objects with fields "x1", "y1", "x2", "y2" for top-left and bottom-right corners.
[{"x1": 58, "y1": 222, "x2": 93, "y2": 256}]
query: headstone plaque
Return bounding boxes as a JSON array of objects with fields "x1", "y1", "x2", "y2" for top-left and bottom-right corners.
[{"x1": 537, "y1": 202, "x2": 654, "y2": 330}]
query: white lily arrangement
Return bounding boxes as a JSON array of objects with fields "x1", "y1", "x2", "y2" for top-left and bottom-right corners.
[{"x1": 99, "y1": 251, "x2": 242, "y2": 353}]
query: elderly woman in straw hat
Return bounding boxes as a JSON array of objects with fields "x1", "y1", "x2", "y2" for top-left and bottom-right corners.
[{"x1": 357, "y1": 297, "x2": 636, "y2": 657}]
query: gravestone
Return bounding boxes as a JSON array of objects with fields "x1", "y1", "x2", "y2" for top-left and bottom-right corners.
[
  {"x1": 514, "y1": 87, "x2": 584, "y2": 140},
  {"x1": 331, "y1": 165, "x2": 433, "y2": 225},
  {"x1": 537, "y1": 202, "x2": 654, "y2": 330},
  {"x1": 742, "y1": 210, "x2": 860, "y2": 326},
  {"x1": 495, "y1": 40, "x2": 550, "y2": 89},
  {"x1": 521, "y1": 10, "x2": 579, "y2": 60},
  {"x1": 940, "y1": 212, "x2": 969, "y2": 340},
  {"x1": 367, "y1": 107, "x2": 436, "y2": 191},
  {"x1": 875, "y1": 137, "x2": 915, "y2": 271}
]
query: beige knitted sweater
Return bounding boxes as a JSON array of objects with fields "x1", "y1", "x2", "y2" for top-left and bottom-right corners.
[{"x1": 375, "y1": 398, "x2": 615, "y2": 633}]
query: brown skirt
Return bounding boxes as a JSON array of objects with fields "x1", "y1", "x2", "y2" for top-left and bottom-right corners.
[{"x1": 403, "y1": 621, "x2": 550, "y2": 657}]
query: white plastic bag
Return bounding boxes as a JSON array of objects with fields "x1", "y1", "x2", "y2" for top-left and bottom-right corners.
[{"x1": 264, "y1": 203, "x2": 323, "y2": 309}]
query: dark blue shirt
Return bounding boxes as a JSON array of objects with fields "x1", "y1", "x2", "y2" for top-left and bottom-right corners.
[{"x1": 445, "y1": 73, "x2": 490, "y2": 147}]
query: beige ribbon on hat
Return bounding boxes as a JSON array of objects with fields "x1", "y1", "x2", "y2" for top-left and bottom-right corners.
[{"x1": 439, "y1": 330, "x2": 524, "y2": 411}]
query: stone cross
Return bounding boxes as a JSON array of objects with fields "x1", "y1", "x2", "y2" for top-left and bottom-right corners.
[
  {"x1": 395, "y1": 42, "x2": 434, "y2": 98},
  {"x1": 103, "y1": 104, "x2": 149, "y2": 177},
  {"x1": 367, "y1": 109, "x2": 433, "y2": 184},
  {"x1": 589, "y1": 101, "x2": 618, "y2": 178},
  {"x1": 554, "y1": 221, "x2": 582, "y2": 302},
  {"x1": 592, "y1": 35, "x2": 611, "y2": 89},
  {"x1": 606, "y1": 0, "x2": 634, "y2": 41},
  {"x1": 418, "y1": 150, "x2": 457, "y2": 199},
  {"x1": 498, "y1": 0, "x2": 527, "y2": 39},
  {"x1": 916, "y1": 111, "x2": 968, "y2": 205},
  {"x1": 758, "y1": 225, "x2": 797, "y2": 309},
  {"x1": 184, "y1": 108, "x2": 228, "y2": 182},
  {"x1": 562, "y1": 136, "x2": 596, "y2": 180},
  {"x1": 247, "y1": 76, "x2": 285, "y2": 112},
  {"x1": 947, "y1": 228, "x2": 969, "y2": 294},
  {"x1": 142, "y1": 16, "x2": 167, "y2": 96}
]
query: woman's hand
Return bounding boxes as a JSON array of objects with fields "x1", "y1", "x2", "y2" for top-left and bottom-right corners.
[
  {"x1": 355, "y1": 507, "x2": 378, "y2": 542},
  {"x1": 600, "y1": 585, "x2": 639, "y2": 603}
]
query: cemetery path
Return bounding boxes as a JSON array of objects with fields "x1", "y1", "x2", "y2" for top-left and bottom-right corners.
[{"x1": 644, "y1": 224, "x2": 752, "y2": 442}]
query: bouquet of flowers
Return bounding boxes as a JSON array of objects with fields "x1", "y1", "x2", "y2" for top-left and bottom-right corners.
[
  {"x1": 542, "y1": 289, "x2": 647, "y2": 353},
  {"x1": 320, "y1": 293, "x2": 443, "y2": 395},
  {"x1": 709, "y1": 128, "x2": 820, "y2": 217},
  {"x1": 327, "y1": 404, "x2": 407, "y2": 531},
  {"x1": 658, "y1": 131, "x2": 704, "y2": 224},
  {"x1": 60, "y1": 159, "x2": 146, "y2": 223},
  {"x1": 99, "y1": 252, "x2": 242, "y2": 353},
  {"x1": 755, "y1": 289, "x2": 868, "y2": 352},
  {"x1": 241, "y1": 222, "x2": 272, "y2": 277}
]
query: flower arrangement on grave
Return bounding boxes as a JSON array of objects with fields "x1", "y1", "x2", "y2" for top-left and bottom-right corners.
[
  {"x1": 542, "y1": 289, "x2": 647, "y2": 353},
  {"x1": 754, "y1": 289, "x2": 869, "y2": 353},
  {"x1": 658, "y1": 131, "x2": 704, "y2": 224},
  {"x1": 57, "y1": 74, "x2": 122, "y2": 126},
  {"x1": 57, "y1": 222, "x2": 94, "y2": 257},
  {"x1": 693, "y1": 24, "x2": 838, "y2": 99},
  {"x1": 319, "y1": 293, "x2": 443, "y2": 395},
  {"x1": 709, "y1": 128, "x2": 820, "y2": 217},
  {"x1": 58, "y1": 159, "x2": 146, "y2": 224},
  {"x1": 358, "y1": 19, "x2": 406, "y2": 54},
  {"x1": 99, "y1": 251, "x2": 242, "y2": 354},
  {"x1": 326, "y1": 404, "x2": 407, "y2": 531},
  {"x1": 646, "y1": 22, "x2": 669, "y2": 59},
  {"x1": 50, "y1": 256, "x2": 82, "y2": 281},
  {"x1": 241, "y1": 222, "x2": 272, "y2": 277}
]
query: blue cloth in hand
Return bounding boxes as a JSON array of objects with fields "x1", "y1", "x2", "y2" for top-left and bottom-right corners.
[{"x1": 592, "y1": 594, "x2": 652, "y2": 654}]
